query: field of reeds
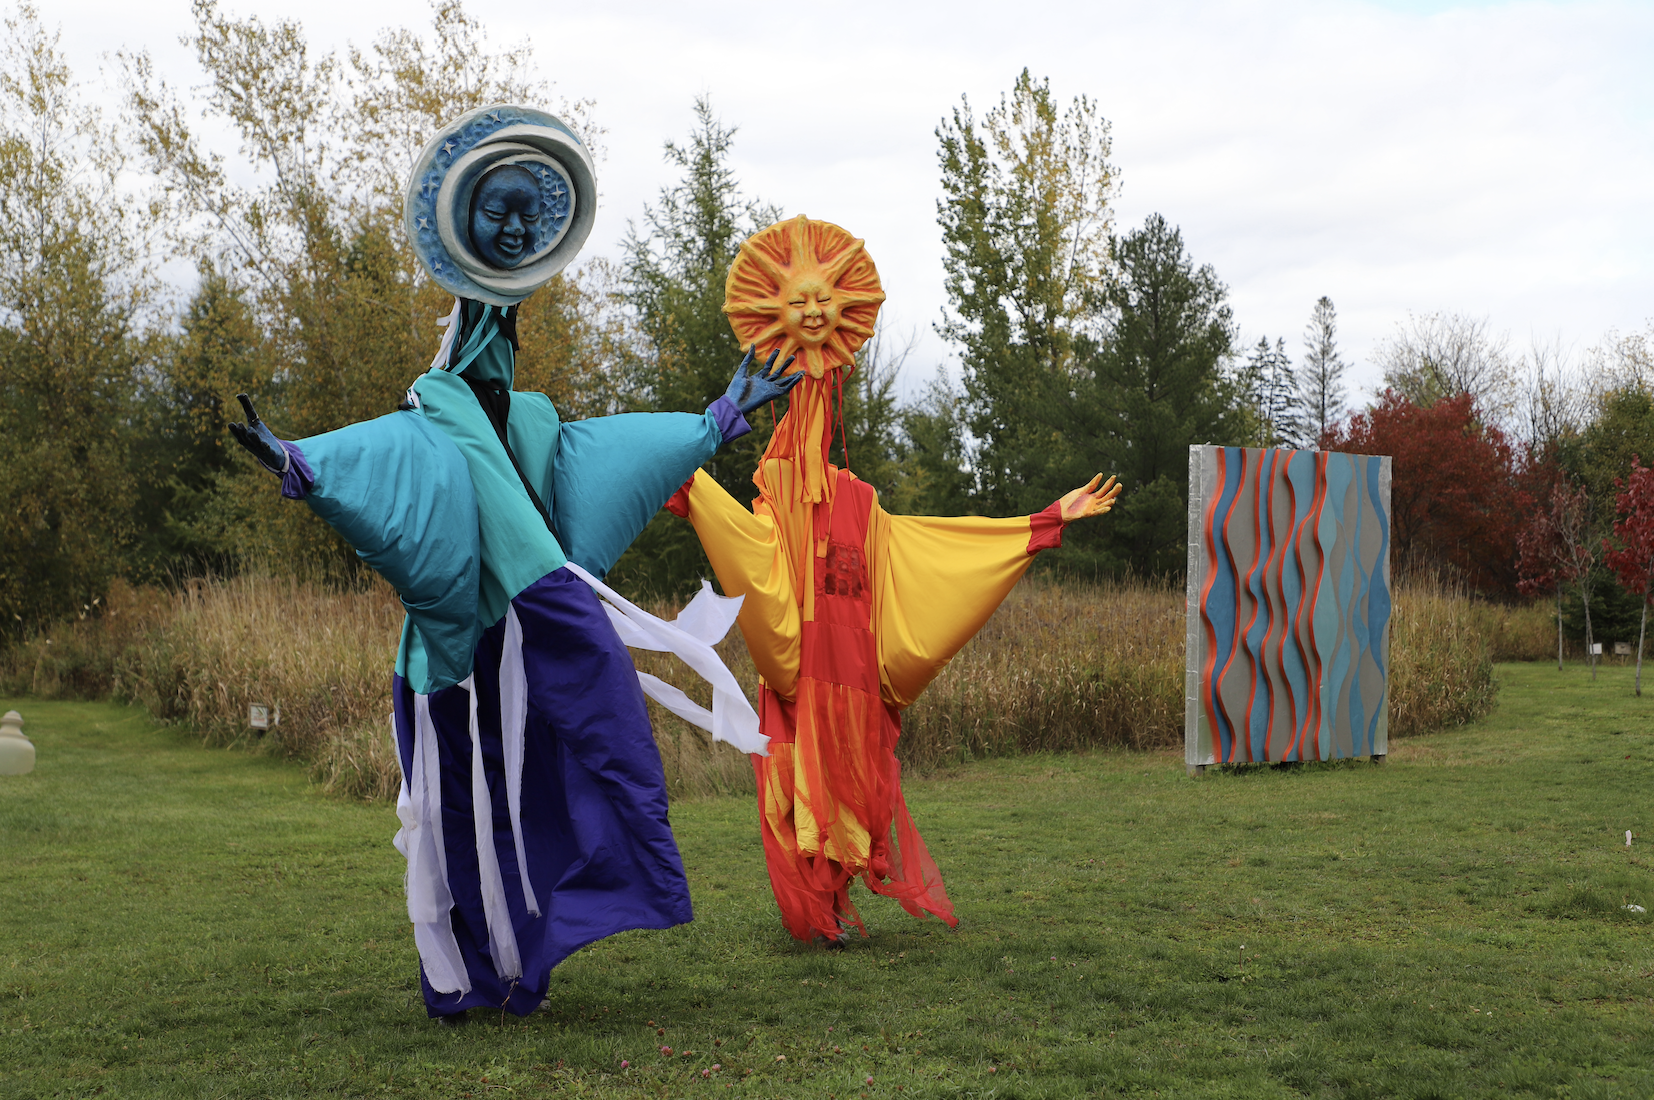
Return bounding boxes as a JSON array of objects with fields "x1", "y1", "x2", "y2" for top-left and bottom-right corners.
[{"x1": 1, "y1": 572, "x2": 1549, "y2": 802}]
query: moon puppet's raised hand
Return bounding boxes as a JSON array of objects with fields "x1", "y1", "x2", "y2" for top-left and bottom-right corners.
[
  {"x1": 228, "y1": 393, "x2": 291, "y2": 474},
  {"x1": 725, "y1": 345, "x2": 803, "y2": 415},
  {"x1": 1059, "y1": 474, "x2": 1122, "y2": 523}
]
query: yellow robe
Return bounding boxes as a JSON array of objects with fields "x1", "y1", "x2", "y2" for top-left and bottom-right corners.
[{"x1": 670, "y1": 376, "x2": 1066, "y2": 940}]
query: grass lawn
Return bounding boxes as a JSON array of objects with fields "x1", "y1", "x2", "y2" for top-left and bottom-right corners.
[{"x1": 2, "y1": 662, "x2": 1651, "y2": 1099}]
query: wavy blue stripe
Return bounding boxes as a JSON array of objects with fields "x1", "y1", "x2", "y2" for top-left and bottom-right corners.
[
  {"x1": 1348, "y1": 459, "x2": 1373, "y2": 757},
  {"x1": 1364, "y1": 455, "x2": 1391, "y2": 753},
  {"x1": 1204, "y1": 448, "x2": 1244, "y2": 760}
]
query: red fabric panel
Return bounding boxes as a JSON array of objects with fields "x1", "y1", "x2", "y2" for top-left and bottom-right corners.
[
  {"x1": 759, "y1": 684, "x2": 798, "y2": 745},
  {"x1": 800, "y1": 622, "x2": 879, "y2": 693},
  {"x1": 1026, "y1": 500, "x2": 1065, "y2": 554}
]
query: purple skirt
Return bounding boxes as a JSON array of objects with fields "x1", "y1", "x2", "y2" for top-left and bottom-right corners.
[{"x1": 392, "y1": 567, "x2": 692, "y2": 1017}]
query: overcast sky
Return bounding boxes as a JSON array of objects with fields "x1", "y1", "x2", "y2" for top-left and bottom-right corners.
[{"x1": 52, "y1": 0, "x2": 1654, "y2": 402}]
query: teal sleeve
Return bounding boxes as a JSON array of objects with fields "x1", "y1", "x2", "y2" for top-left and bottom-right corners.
[
  {"x1": 553, "y1": 410, "x2": 725, "y2": 578},
  {"x1": 296, "y1": 413, "x2": 480, "y2": 692}
]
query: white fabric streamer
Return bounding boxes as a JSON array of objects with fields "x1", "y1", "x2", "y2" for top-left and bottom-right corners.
[
  {"x1": 561, "y1": 561, "x2": 766, "y2": 756},
  {"x1": 404, "y1": 695, "x2": 469, "y2": 995},
  {"x1": 634, "y1": 671, "x2": 717, "y2": 730},
  {"x1": 498, "y1": 607, "x2": 540, "y2": 917},
  {"x1": 428, "y1": 297, "x2": 462, "y2": 373},
  {"x1": 465, "y1": 675, "x2": 522, "y2": 980}
]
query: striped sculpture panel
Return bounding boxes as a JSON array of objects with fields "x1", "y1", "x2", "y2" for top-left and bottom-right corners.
[{"x1": 1183, "y1": 445, "x2": 1392, "y2": 770}]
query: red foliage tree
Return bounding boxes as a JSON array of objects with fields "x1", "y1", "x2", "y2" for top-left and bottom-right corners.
[
  {"x1": 1321, "y1": 390, "x2": 1530, "y2": 597},
  {"x1": 1517, "y1": 474, "x2": 1596, "y2": 673},
  {"x1": 1603, "y1": 456, "x2": 1654, "y2": 695}
]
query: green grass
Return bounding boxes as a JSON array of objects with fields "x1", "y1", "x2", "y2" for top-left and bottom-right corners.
[{"x1": 2, "y1": 663, "x2": 1652, "y2": 1099}]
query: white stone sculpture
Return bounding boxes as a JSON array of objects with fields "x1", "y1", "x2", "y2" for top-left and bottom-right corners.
[{"x1": 0, "y1": 710, "x2": 34, "y2": 776}]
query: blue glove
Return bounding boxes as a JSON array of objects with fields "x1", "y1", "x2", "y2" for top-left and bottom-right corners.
[
  {"x1": 228, "y1": 393, "x2": 290, "y2": 474},
  {"x1": 725, "y1": 346, "x2": 802, "y2": 415}
]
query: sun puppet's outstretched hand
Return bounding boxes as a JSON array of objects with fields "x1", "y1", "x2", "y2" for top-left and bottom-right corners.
[
  {"x1": 1060, "y1": 474, "x2": 1122, "y2": 523},
  {"x1": 228, "y1": 393, "x2": 291, "y2": 474},
  {"x1": 725, "y1": 345, "x2": 802, "y2": 415}
]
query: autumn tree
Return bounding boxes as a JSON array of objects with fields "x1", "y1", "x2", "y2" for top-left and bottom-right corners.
[
  {"x1": 1378, "y1": 311, "x2": 1516, "y2": 425},
  {"x1": 935, "y1": 69, "x2": 1116, "y2": 514},
  {"x1": 1517, "y1": 474, "x2": 1593, "y2": 671},
  {"x1": 1323, "y1": 391, "x2": 1528, "y2": 596},
  {"x1": 121, "y1": 0, "x2": 607, "y2": 576},
  {"x1": 0, "y1": 6, "x2": 159, "y2": 631},
  {"x1": 1603, "y1": 458, "x2": 1654, "y2": 695}
]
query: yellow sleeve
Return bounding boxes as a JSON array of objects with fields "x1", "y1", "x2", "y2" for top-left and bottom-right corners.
[
  {"x1": 869, "y1": 508, "x2": 1039, "y2": 709},
  {"x1": 679, "y1": 468, "x2": 801, "y2": 699}
]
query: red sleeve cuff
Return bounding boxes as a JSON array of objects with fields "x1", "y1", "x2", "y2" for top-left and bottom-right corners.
[
  {"x1": 665, "y1": 475, "x2": 695, "y2": 518},
  {"x1": 1026, "y1": 500, "x2": 1064, "y2": 554}
]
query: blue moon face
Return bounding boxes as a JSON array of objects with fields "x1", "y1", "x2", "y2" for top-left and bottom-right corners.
[{"x1": 468, "y1": 164, "x2": 544, "y2": 269}]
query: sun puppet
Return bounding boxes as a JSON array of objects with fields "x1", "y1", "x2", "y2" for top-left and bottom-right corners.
[
  {"x1": 668, "y1": 215, "x2": 1122, "y2": 943},
  {"x1": 225, "y1": 105, "x2": 797, "y2": 1021}
]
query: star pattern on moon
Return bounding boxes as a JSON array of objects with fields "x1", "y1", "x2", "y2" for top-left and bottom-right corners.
[
  {"x1": 416, "y1": 216, "x2": 431, "y2": 230},
  {"x1": 441, "y1": 141, "x2": 456, "y2": 156}
]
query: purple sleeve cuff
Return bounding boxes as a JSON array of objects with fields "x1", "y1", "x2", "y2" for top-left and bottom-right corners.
[
  {"x1": 708, "y1": 395, "x2": 752, "y2": 446},
  {"x1": 280, "y1": 441, "x2": 315, "y2": 500}
]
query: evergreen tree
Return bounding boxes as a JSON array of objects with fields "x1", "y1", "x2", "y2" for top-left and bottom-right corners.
[
  {"x1": 1297, "y1": 296, "x2": 1349, "y2": 443},
  {"x1": 891, "y1": 377, "x2": 978, "y2": 518},
  {"x1": 1241, "y1": 335, "x2": 1302, "y2": 447},
  {"x1": 607, "y1": 97, "x2": 779, "y2": 598},
  {"x1": 1068, "y1": 214, "x2": 1242, "y2": 576}
]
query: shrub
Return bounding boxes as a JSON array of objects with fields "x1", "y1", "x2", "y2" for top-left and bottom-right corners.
[{"x1": 1389, "y1": 578, "x2": 1498, "y2": 736}]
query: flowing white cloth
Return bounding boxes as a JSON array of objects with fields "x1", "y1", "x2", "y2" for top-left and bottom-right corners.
[
  {"x1": 393, "y1": 696, "x2": 470, "y2": 995},
  {"x1": 562, "y1": 561, "x2": 766, "y2": 756}
]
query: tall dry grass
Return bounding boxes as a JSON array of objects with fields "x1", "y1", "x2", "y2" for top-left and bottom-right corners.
[
  {"x1": 3, "y1": 576, "x2": 405, "y2": 799},
  {"x1": 2, "y1": 571, "x2": 1521, "y2": 799},
  {"x1": 898, "y1": 578, "x2": 1184, "y2": 766},
  {"x1": 1471, "y1": 599, "x2": 1561, "y2": 663}
]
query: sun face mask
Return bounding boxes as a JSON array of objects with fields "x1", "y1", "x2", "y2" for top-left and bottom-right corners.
[{"x1": 723, "y1": 215, "x2": 887, "y2": 379}]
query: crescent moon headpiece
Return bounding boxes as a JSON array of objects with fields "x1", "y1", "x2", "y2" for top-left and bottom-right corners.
[{"x1": 404, "y1": 104, "x2": 598, "y2": 306}]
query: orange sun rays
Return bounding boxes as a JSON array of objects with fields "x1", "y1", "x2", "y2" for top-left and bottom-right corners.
[{"x1": 724, "y1": 215, "x2": 886, "y2": 378}]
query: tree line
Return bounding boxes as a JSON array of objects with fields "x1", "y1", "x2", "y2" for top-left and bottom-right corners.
[{"x1": 3, "y1": 2, "x2": 1652, "y2": 652}]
